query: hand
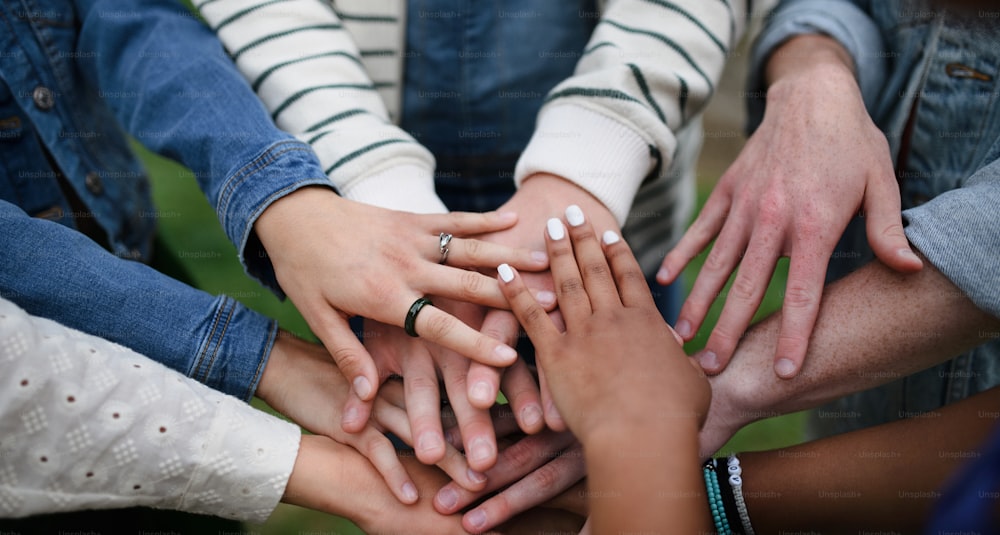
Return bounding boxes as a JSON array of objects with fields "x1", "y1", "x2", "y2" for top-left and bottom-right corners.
[
  {"x1": 254, "y1": 187, "x2": 548, "y2": 407},
  {"x1": 347, "y1": 305, "x2": 548, "y2": 471},
  {"x1": 658, "y1": 34, "x2": 922, "y2": 379},
  {"x1": 476, "y1": 173, "x2": 622, "y2": 430},
  {"x1": 256, "y1": 332, "x2": 421, "y2": 503},
  {"x1": 434, "y1": 430, "x2": 586, "y2": 533},
  {"x1": 501, "y1": 206, "x2": 707, "y2": 443},
  {"x1": 283, "y1": 434, "x2": 470, "y2": 534}
]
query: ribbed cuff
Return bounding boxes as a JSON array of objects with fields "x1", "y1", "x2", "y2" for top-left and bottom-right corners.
[
  {"x1": 342, "y1": 162, "x2": 448, "y2": 214},
  {"x1": 515, "y1": 105, "x2": 653, "y2": 226}
]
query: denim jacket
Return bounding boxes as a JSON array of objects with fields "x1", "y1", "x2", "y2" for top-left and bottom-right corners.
[
  {"x1": 0, "y1": 0, "x2": 331, "y2": 400},
  {"x1": 749, "y1": 0, "x2": 1000, "y2": 435}
]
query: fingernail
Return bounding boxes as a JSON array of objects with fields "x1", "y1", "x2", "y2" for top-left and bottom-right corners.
[
  {"x1": 675, "y1": 319, "x2": 692, "y2": 339},
  {"x1": 498, "y1": 211, "x2": 518, "y2": 223},
  {"x1": 775, "y1": 358, "x2": 797, "y2": 378},
  {"x1": 467, "y1": 468, "x2": 487, "y2": 484},
  {"x1": 602, "y1": 230, "x2": 620, "y2": 244},
  {"x1": 565, "y1": 205, "x2": 585, "y2": 227},
  {"x1": 898, "y1": 248, "x2": 920, "y2": 262},
  {"x1": 467, "y1": 509, "x2": 487, "y2": 529},
  {"x1": 352, "y1": 376, "x2": 373, "y2": 399},
  {"x1": 494, "y1": 344, "x2": 517, "y2": 362},
  {"x1": 546, "y1": 218, "x2": 565, "y2": 240},
  {"x1": 531, "y1": 250, "x2": 548, "y2": 264},
  {"x1": 657, "y1": 266, "x2": 670, "y2": 282},
  {"x1": 342, "y1": 406, "x2": 360, "y2": 426},
  {"x1": 437, "y1": 488, "x2": 458, "y2": 509},
  {"x1": 468, "y1": 437, "x2": 495, "y2": 464},
  {"x1": 470, "y1": 381, "x2": 494, "y2": 404},
  {"x1": 402, "y1": 482, "x2": 418, "y2": 502},
  {"x1": 534, "y1": 290, "x2": 556, "y2": 307},
  {"x1": 521, "y1": 404, "x2": 543, "y2": 428},
  {"x1": 698, "y1": 350, "x2": 719, "y2": 371},
  {"x1": 418, "y1": 432, "x2": 444, "y2": 454},
  {"x1": 498, "y1": 263, "x2": 514, "y2": 283}
]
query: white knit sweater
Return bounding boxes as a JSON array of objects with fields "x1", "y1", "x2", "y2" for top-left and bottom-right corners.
[{"x1": 195, "y1": 0, "x2": 746, "y2": 270}]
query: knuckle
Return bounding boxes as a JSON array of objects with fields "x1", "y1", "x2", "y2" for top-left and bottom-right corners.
[
  {"x1": 703, "y1": 248, "x2": 730, "y2": 272},
  {"x1": 423, "y1": 312, "x2": 455, "y2": 341},
  {"x1": 783, "y1": 281, "x2": 817, "y2": 309},
  {"x1": 558, "y1": 277, "x2": 585, "y2": 295},
  {"x1": 500, "y1": 438, "x2": 538, "y2": 469},
  {"x1": 463, "y1": 239, "x2": 485, "y2": 262},
  {"x1": 330, "y1": 346, "x2": 366, "y2": 373},
  {"x1": 460, "y1": 270, "x2": 487, "y2": 299},
  {"x1": 571, "y1": 227, "x2": 598, "y2": 243},
  {"x1": 519, "y1": 304, "x2": 549, "y2": 329},
  {"x1": 582, "y1": 260, "x2": 610, "y2": 280},
  {"x1": 529, "y1": 461, "x2": 563, "y2": 492},
  {"x1": 729, "y1": 274, "x2": 758, "y2": 302},
  {"x1": 405, "y1": 374, "x2": 440, "y2": 396}
]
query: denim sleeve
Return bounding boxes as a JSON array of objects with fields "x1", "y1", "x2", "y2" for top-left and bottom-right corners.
[
  {"x1": 746, "y1": 0, "x2": 886, "y2": 132},
  {"x1": 904, "y1": 159, "x2": 1000, "y2": 318},
  {"x1": 72, "y1": 0, "x2": 332, "y2": 294},
  {"x1": 0, "y1": 201, "x2": 278, "y2": 402}
]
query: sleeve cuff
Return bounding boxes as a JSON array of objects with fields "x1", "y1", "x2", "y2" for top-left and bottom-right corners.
[
  {"x1": 216, "y1": 139, "x2": 335, "y2": 294},
  {"x1": 903, "y1": 165, "x2": 1000, "y2": 319},
  {"x1": 192, "y1": 295, "x2": 280, "y2": 402},
  {"x1": 746, "y1": 0, "x2": 886, "y2": 131},
  {"x1": 341, "y1": 163, "x2": 448, "y2": 214},
  {"x1": 514, "y1": 104, "x2": 654, "y2": 226}
]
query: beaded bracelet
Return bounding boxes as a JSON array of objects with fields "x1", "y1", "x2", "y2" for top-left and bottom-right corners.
[
  {"x1": 702, "y1": 459, "x2": 731, "y2": 534},
  {"x1": 727, "y1": 454, "x2": 756, "y2": 535},
  {"x1": 715, "y1": 464, "x2": 743, "y2": 534}
]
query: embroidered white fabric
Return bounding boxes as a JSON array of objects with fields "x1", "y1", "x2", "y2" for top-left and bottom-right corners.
[{"x1": 0, "y1": 298, "x2": 300, "y2": 523}]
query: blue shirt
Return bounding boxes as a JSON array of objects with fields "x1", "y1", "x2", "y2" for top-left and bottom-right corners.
[{"x1": 0, "y1": 0, "x2": 331, "y2": 400}]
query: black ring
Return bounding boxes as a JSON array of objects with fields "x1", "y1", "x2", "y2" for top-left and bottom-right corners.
[{"x1": 404, "y1": 297, "x2": 434, "y2": 337}]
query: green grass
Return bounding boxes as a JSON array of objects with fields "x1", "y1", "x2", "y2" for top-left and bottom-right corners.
[{"x1": 139, "y1": 142, "x2": 804, "y2": 533}]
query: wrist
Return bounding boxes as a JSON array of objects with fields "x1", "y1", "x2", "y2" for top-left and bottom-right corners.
[
  {"x1": 254, "y1": 186, "x2": 341, "y2": 250},
  {"x1": 517, "y1": 174, "x2": 620, "y2": 231},
  {"x1": 765, "y1": 35, "x2": 856, "y2": 90}
]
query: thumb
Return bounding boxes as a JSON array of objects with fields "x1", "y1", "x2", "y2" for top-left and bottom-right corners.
[{"x1": 864, "y1": 172, "x2": 923, "y2": 273}]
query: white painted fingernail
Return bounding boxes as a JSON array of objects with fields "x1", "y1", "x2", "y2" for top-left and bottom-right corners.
[
  {"x1": 353, "y1": 376, "x2": 372, "y2": 399},
  {"x1": 602, "y1": 230, "x2": 620, "y2": 244},
  {"x1": 565, "y1": 205, "x2": 585, "y2": 227},
  {"x1": 498, "y1": 263, "x2": 514, "y2": 282},
  {"x1": 547, "y1": 218, "x2": 565, "y2": 240}
]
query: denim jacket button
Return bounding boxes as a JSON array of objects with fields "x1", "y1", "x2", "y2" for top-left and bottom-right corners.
[
  {"x1": 85, "y1": 172, "x2": 104, "y2": 195},
  {"x1": 34, "y1": 205, "x2": 64, "y2": 220},
  {"x1": 32, "y1": 86, "x2": 55, "y2": 110}
]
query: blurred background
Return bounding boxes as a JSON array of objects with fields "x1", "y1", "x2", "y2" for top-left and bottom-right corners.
[{"x1": 141, "y1": 2, "x2": 799, "y2": 532}]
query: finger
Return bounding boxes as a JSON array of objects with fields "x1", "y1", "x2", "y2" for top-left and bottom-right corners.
[
  {"x1": 347, "y1": 425, "x2": 420, "y2": 504},
  {"x1": 773, "y1": 249, "x2": 830, "y2": 378},
  {"x1": 373, "y1": 398, "x2": 488, "y2": 492},
  {"x1": 863, "y1": 169, "x2": 923, "y2": 273},
  {"x1": 657, "y1": 190, "x2": 732, "y2": 285},
  {"x1": 423, "y1": 210, "x2": 519, "y2": 236},
  {"x1": 341, "y1": 392, "x2": 375, "y2": 433},
  {"x1": 408, "y1": 304, "x2": 519, "y2": 367},
  {"x1": 419, "y1": 266, "x2": 510, "y2": 309},
  {"x1": 545, "y1": 217, "x2": 591, "y2": 328},
  {"x1": 467, "y1": 307, "x2": 522, "y2": 409},
  {"x1": 563, "y1": 205, "x2": 621, "y2": 310},
  {"x1": 400, "y1": 346, "x2": 447, "y2": 464},
  {"x1": 580, "y1": 517, "x2": 594, "y2": 535},
  {"x1": 537, "y1": 362, "x2": 566, "y2": 432},
  {"x1": 466, "y1": 362, "x2": 501, "y2": 409},
  {"x1": 433, "y1": 431, "x2": 577, "y2": 514},
  {"x1": 442, "y1": 237, "x2": 549, "y2": 272},
  {"x1": 460, "y1": 442, "x2": 587, "y2": 533},
  {"x1": 499, "y1": 358, "x2": 544, "y2": 434},
  {"x1": 312, "y1": 311, "x2": 381, "y2": 403},
  {"x1": 698, "y1": 226, "x2": 782, "y2": 374},
  {"x1": 601, "y1": 230, "x2": 656, "y2": 310},
  {"x1": 437, "y1": 349, "x2": 499, "y2": 472},
  {"x1": 673, "y1": 218, "x2": 752, "y2": 342},
  {"x1": 497, "y1": 264, "x2": 561, "y2": 347}
]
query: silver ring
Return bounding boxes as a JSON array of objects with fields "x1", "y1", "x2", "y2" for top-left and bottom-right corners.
[{"x1": 438, "y1": 232, "x2": 453, "y2": 264}]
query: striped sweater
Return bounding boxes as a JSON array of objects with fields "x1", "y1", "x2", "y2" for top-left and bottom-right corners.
[{"x1": 195, "y1": 0, "x2": 747, "y2": 272}]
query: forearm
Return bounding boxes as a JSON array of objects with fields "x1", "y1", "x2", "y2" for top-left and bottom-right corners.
[
  {"x1": 714, "y1": 254, "x2": 1000, "y2": 423},
  {"x1": 764, "y1": 34, "x2": 854, "y2": 87},
  {"x1": 742, "y1": 386, "x2": 1000, "y2": 532},
  {"x1": 584, "y1": 420, "x2": 709, "y2": 533}
]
